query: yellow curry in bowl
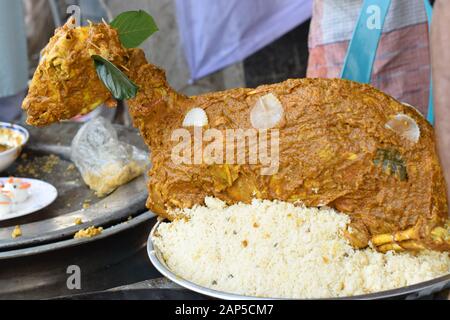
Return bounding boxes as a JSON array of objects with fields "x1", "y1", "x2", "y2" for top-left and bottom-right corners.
[
  {"x1": 0, "y1": 123, "x2": 29, "y2": 172},
  {"x1": 0, "y1": 144, "x2": 12, "y2": 154}
]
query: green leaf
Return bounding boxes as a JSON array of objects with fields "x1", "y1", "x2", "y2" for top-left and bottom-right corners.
[
  {"x1": 92, "y1": 55, "x2": 139, "y2": 100},
  {"x1": 110, "y1": 10, "x2": 158, "y2": 48}
]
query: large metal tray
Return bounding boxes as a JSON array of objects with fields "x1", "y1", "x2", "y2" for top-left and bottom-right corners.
[
  {"x1": 0, "y1": 122, "x2": 149, "y2": 251},
  {"x1": 0, "y1": 212, "x2": 157, "y2": 299},
  {"x1": 148, "y1": 221, "x2": 450, "y2": 300}
]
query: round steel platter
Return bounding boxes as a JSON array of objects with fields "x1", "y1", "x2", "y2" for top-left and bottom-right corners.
[{"x1": 148, "y1": 221, "x2": 450, "y2": 300}]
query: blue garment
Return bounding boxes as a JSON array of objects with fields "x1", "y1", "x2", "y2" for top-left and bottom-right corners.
[
  {"x1": 175, "y1": 0, "x2": 312, "y2": 80},
  {"x1": 0, "y1": 0, "x2": 28, "y2": 98}
]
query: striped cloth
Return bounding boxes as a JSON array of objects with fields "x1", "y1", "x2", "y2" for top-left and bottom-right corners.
[{"x1": 307, "y1": 0, "x2": 431, "y2": 116}]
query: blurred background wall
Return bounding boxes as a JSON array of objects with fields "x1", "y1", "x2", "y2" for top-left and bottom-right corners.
[
  {"x1": 3, "y1": 0, "x2": 310, "y2": 123},
  {"x1": 23, "y1": 0, "x2": 310, "y2": 94},
  {"x1": 4, "y1": 0, "x2": 434, "y2": 123},
  {"x1": 105, "y1": 0, "x2": 247, "y2": 96}
]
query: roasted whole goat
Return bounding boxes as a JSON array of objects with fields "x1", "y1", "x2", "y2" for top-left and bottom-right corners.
[{"x1": 23, "y1": 20, "x2": 450, "y2": 252}]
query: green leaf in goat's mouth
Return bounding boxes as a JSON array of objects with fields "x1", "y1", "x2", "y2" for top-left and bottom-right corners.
[{"x1": 92, "y1": 55, "x2": 139, "y2": 101}]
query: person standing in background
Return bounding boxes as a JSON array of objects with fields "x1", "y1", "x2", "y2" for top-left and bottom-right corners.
[
  {"x1": 0, "y1": 0, "x2": 29, "y2": 122},
  {"x1": 24, "y1": 0, "x2": 55, "y2": 72},
  {"x1": 307, "y1": 0, "x2": 431, "y2": 116},
  {"x1": 431, "y1": 0, "x2": 450, "y2": 205}
]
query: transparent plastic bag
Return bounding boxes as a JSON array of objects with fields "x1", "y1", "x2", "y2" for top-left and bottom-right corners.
[{"x1": 71, "y1": 117, "x2": 148, "y2": 197}]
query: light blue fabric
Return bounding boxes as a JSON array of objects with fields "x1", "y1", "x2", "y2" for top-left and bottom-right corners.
[
  {"x1": 175, "y1": 0, "x2": 312, "y2": 80},
  {"x1": 341, "y1": 0, "x2": 434, "y2": 125},
  {"x1": 0, "y1": 0, "x2": 28, "y2": 98},
  {"x1": 424, "y1": 0, "x2": 434, "y2": 125},
  {"x1": 341, "y1": 0, "x2": 391, "y2": 83}
]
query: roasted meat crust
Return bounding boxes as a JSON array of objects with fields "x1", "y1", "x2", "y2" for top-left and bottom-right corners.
[
  {"x1": 132, "y1": 70, "x2": 448, "y2": 249},
  {"x1": 23, "y1": 20, "x2": 128, "y2": 126},
  {"x1": 23, "y1": 22, "x2": 449, "y2": 251}
]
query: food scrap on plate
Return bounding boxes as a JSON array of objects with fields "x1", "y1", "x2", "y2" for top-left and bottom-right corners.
[
  {"x1": 11, "y1": 225, "x2": 22, "y2": 239},
  {"x1": 74, "y1": 226, "x2": 103, "y2": 239}
]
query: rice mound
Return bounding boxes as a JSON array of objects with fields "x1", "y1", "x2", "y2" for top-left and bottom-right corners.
[{"x1": 152, "y1": 197, "x2": 450, "y2": 299}]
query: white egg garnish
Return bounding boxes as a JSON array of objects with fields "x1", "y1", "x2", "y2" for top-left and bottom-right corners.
[
  {"x1": 183, "y1": 108, "x2": 209, "y2": 127},
  {"x1": 250, "y1": 93, "x2": 284, "y2": 130},
  {"x1": 3, "y1": 178, "x2": 30, "y2": 203},
  {"x1": 0, "y1": 193, "x2": 11, "y2": 215},
  {"x1": 385, "y1": 114, "x2": 420, "y2": 143}
]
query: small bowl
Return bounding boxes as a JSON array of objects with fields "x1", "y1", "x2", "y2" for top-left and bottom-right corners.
[{"x1": 0, "y1": 122, "x2": 29, "y2": 172}]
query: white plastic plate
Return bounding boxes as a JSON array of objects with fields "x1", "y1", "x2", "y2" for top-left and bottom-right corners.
[{"x1": 0, "y1": 178, "x2": 58, "y2": 221}]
